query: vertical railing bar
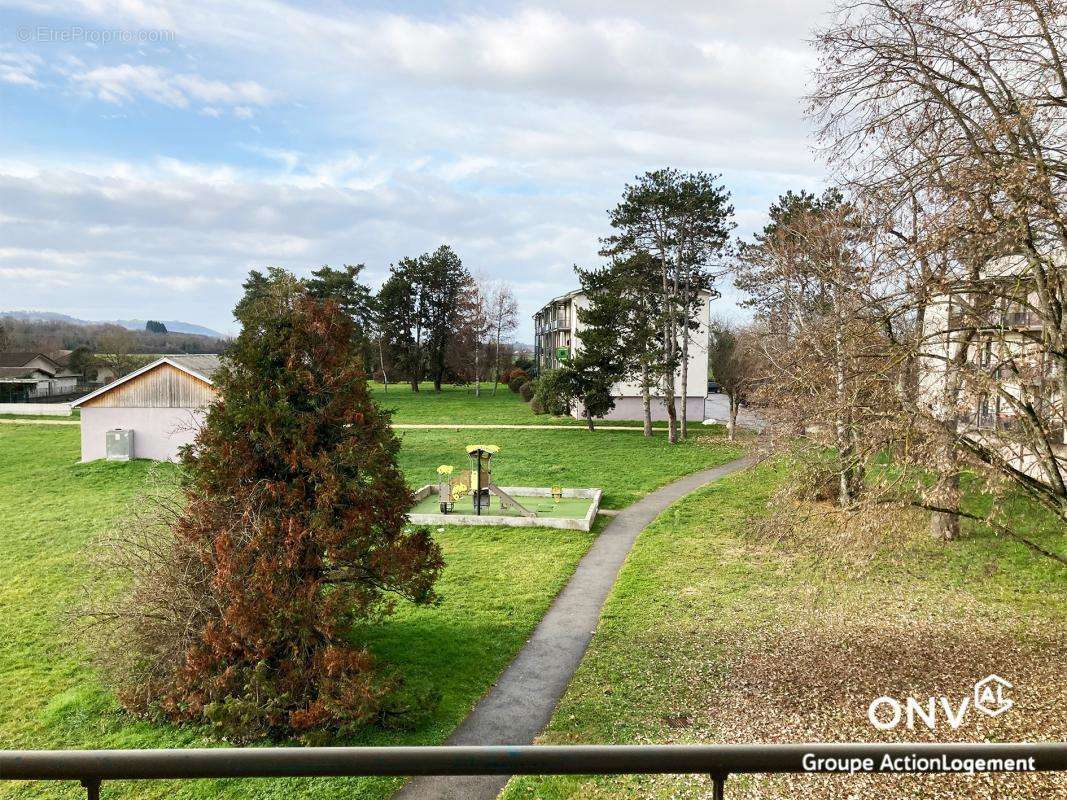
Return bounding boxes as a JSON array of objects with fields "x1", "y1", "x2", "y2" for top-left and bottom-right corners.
[
  {"x1": 80, "y1": 778, "x2": 101, "y2": 800},
  {"x1": 712, "y1": 772, "x2": 726, "y2": 800}
]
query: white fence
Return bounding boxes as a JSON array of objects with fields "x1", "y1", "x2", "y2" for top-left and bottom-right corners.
[{"x1": 0, "y1": 403, "x2": 73, "y2": 416}]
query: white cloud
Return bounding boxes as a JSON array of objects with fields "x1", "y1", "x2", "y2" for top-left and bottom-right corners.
[
  {"x1": 0, "y1": 49, "x2": 42, "y2": 86},
  {"x1": 70, "y1": 63, "x2": 273, "y2": 110},
  {"x1": 0, "y1": 0, "x2": 833, "y2": 334}
]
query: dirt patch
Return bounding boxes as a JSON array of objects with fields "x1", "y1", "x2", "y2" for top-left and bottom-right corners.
[{"x1": 684, "y1": 620, "x2": 1066, "y2": 798}]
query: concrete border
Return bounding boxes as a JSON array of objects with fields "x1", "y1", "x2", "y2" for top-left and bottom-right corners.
[
  {"x1": 393, "y1": 454, "x2": 756, "y2": 800},
  {"x1": 409, "y1": 486, "x2": 602, "y2": 531}
]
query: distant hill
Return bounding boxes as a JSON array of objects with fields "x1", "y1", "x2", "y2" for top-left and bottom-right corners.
[{"x1": 1, "y1": 311, "x2": 229, "y2": 339}]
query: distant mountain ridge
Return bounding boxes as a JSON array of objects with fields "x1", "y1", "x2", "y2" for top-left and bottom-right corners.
[{"x1": 1, "y1": 310, "x2": 229, "y2": 339}]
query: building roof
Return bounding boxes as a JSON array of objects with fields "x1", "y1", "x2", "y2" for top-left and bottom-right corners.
[
  {"x1": 0, "y1": 352, "x2": 60, "y2": 372},
  {"x1": 0, "y1": 366, "x2": 49, "y2": 380},
  {"x1": 167, "y1": 354, "x2": 223, "y2": 381},
  {"x1": 70, "y1": 354, "x2": 224, "y2": 408},
  {"x1": 534, "y1": 286, "x2": 717, "y2": 317},
  {"x1": 534, "y1": 289, "x2": 585, "y2": 316}
]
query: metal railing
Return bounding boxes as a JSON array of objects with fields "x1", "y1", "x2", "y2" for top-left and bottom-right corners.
[{"x1": 2, "y1": 743, "x2": 1063, "y2": 800}]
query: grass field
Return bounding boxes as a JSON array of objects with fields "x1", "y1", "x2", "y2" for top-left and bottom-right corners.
[
  {"x1": 0, "y1": 422, "x2": 597, "y2": 799},
  {"x1": 0, "y1": 416, "x2": 740, "y2": 800},
  {"x1": 370, "y1": 382, "x2": 563, "y2": 424},
  {"x1": 501, "y1": 461, "x2": 1067, "y2": 800},
  {"x1": 369, "y1": 382, "x2": 677, "y2": 427}
]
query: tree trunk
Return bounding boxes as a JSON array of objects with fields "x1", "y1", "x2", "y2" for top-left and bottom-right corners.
[
  {"x1": 929, "y1": 459, "x2": 961, "y2": 541},
  {"x1": 833, "y1": 317, "x2": 854, "y2": 508},
  {"x1": 728, "y1": 393, "x2": 738, "y2": 441},
  {"x1": 680, "y1": 322, "x2": 690, "y2": 440},
  {"x1": 642, "y1": 364, "x2": 652, "y2": 437},
  {"x1": 491, "y1": 321, "x2": 502, "y2": 395},
  {"x1": 928, "y1": 291, "x2": 971, "y2": 539},
  {"x1": 663, "y1": 292, "x2": 678, "y2": 444},
  {"x1": 664, "y1": 377, "x2": 678, "y2": 443},
  {"x1": 585, "y1": 408, "x2": 595, "y2": 431},
  {"x1": 473, "y1": 339, "x2": 481, "y2": 397},
  {"x1": 378, "y1": 337, "x2": 388, "y2": 392}
]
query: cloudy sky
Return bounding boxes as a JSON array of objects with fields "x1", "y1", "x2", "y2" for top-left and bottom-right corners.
[{"x1": 0, "y1": 0, "x2": 832, "y2": 339}]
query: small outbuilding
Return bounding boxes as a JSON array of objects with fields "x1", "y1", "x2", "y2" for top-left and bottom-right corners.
[{"x1": 71, "y1": 354, "x2": 221, "y2": 462}]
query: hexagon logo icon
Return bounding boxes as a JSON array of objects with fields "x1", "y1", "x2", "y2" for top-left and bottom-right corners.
[{"x1": 974, "y1": 675, "x2": 1013, "y2": 717}]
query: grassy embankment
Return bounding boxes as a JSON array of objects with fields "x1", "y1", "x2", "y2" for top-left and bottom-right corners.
[{"x1": 501, "y1": 460, "x2": 1066, "y2": 800}]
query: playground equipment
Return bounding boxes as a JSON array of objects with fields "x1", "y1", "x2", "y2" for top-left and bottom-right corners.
[
  {"x1": 436, "y1": 465, "x2": 467, "y2": 513},
  {"x1": 412, "y1": 444, "x2": 602, "y2": 531},
  {"x1": 464, "y1": 445, "x2": 536, "y2": 517},
  {"x1": 435, "y1": 445, "x2": 537, "y2": 517}
]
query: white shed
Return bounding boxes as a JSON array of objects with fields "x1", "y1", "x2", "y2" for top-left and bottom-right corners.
[{"x1": 71, "y1": 354, "x2": 221, "y2": 462}]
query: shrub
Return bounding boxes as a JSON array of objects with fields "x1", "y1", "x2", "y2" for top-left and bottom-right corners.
[
  {"x1": 530, "y1": 396, "x2": 545, "y2": 415},
  {"x1": 82, "y1": 269, "x2": 444, "y2": 743},
  {"x1": 502, "y1": 367, "x2": 528, "y2": 385},
  {"x1": 519, "y1": 380, "x2": 536, "y2": 402},
  {"x1": 508, "y1": 375, "x2": 527, "y2": 393},
  {"x1": 533, "y1": 369, "x2": 571, "y2": 416},
  {"x1": 512, "y1": 355, "x2": 534, "y2": 373}
]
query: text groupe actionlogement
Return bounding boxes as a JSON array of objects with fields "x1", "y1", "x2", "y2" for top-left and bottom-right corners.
[{"x1": 801, "y1": 753, "x2": 1038, "y2": 776}]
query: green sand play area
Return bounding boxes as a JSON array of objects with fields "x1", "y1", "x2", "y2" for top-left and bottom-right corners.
[
  {"x1": 410, "y1": 493, "x2": 592, "y2": 519},
  {"x1": 409, "y1": 443, "x2": 602, "y2": 530}
]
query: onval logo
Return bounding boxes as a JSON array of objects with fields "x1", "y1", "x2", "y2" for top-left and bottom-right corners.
[{"x1": 868, "y1": 675, "x2": 1013, "y2": 730}]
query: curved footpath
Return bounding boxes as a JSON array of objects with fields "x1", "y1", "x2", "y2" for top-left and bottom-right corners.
[{"x1": 394, "y1": 454, "x2": 757, "y2": 800}]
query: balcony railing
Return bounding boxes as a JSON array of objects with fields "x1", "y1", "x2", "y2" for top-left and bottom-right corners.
[
  {"x1": 948, "y1": 309, "x2": 1043, "y2": 330},
  {"x1": 1, "y1": 743, "x2": 1063, "y2": 800}
]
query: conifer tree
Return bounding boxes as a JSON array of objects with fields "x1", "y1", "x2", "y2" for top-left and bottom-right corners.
[{"x1": 136, "y1": 269, "x2": 443, "y2": 740}]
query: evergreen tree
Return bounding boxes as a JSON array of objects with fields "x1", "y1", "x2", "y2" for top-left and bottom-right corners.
[
  {"x1": 306, "y1": 264, "x2": 375, "y2": 336},
  {"x1": 600, "y1": 169, "x2": 734, "y2": 442},
  {"x1": 421, "y1": 245, "x2": 470, "y2": 392},
  {"x1": 377, "y1": 258, "x2": 427, "y2": 391},
  {"x1": 147, "y1": 269, "x2": 443, "y2": 740},
  {"x1": 375, "y1": 246, "x2": 471, "y2": 392},
  {"x1": 576, "y1": 253, "x2": 664, "y2": 435}
]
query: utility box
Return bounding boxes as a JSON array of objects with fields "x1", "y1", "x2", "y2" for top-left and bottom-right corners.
[{"x1": 105, "y1": 429, "x2": 133, "y2": 461}]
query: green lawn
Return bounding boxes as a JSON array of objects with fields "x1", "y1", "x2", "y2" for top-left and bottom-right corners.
[
  {"x1": 369, "y1": 382, "x2": 677, "y2": 427},
  {"x1": 501, "y1": 462, "x2": 1066, "y2": 800},
  {"x1": 0, "y1": 417, "x2": 741, "y2": 800},
  {"x1": 0, "y1": 423, "x2": 596, "y2": 799},
  {"x1": 370, "y1": 382, "x2": 567, "y2": 424}
]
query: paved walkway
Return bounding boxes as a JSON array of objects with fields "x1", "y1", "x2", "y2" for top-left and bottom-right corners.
[{"x1": 393, "y1": 454, "x2": 757, "y2": 800}]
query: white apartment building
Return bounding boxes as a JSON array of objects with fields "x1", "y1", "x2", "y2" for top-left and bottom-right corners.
[
  {"x1": 919, "y1": 253, "x2": 1065, "y2": 481},
  {"x1": 533, "y1": 288, "x2": 711, "y2": 421}
]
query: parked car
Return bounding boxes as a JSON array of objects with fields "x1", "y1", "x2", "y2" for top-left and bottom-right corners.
[{"x1": 707, "y1": 379, "x2": 720, "y2": 394}]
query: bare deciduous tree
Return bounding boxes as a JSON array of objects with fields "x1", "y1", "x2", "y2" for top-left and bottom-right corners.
[
  {"x1": 812, "y1": 0, "x2": 1067, "y2": 533},
  {"x1": 484, "y1": 281, "x2": 519, "y2": 395}
]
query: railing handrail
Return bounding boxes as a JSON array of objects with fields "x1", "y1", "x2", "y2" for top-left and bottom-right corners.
[{"x1": 2, "y1": 742, "x2": 1063, "y2": 782}]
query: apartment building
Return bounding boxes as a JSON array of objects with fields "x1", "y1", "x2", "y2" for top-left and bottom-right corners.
[
  {"x1": 919, "y1": 253, "x2": 1065, "y2": 480},
  {"x1": 533, "y1": 288, "x2": 712, "y2": 421}
]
